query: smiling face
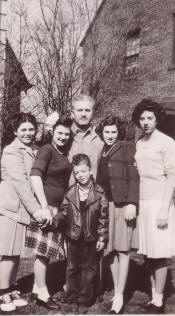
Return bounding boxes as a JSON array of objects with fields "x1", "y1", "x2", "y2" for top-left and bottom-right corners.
[
  {"x1": 139, "y1": 111, "x2": 157, "y2": 135},
  {"x1": 52, "y1": 124, "x2": 71, "y2": 147},
  {"x1": 102, "y1": 124, "x2": 118, "y2": 146},
  {"x1": 14, "y1": 122, "x2": 36, "y2": 146},
  {"x1": 73, "y1": 163, "x2": 92, "y2": 186},
  {"x1": 71, "y1": 100, "x2": 93, "y2": 128}
]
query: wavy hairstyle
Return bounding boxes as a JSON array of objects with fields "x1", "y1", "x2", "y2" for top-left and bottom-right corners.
[
  {"x1": 132, "y1": 99, "x2": 165, "y2": 128},
  {"x1": 95, "y1": 115, "x2": 125, "y2": 141},
  {"x1": 2, "y1": 112, "x2": 38, "y2": 148}
]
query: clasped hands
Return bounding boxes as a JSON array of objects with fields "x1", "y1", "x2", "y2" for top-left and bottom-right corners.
[{"x1": 33, "y1": 206, "x2": 52, "y2": 228}]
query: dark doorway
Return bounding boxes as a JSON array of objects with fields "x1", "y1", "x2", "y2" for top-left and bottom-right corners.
[{"x1": 159, "y1": 114, "x2": 175, "y2": 140}]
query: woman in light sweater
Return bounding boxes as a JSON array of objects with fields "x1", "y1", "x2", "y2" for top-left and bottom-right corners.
[{"x1": 132, "y1": 99, "x2": 175, "y2": 314}]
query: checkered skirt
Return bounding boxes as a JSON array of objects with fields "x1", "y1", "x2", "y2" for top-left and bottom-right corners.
[{"x1": 25, "y1": 221, "x2": 65, "y2": 260}]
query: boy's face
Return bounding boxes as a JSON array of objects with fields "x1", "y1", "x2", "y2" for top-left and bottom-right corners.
[{"x1": 73, "y1": 163, "x2": 92, "y2": 186}]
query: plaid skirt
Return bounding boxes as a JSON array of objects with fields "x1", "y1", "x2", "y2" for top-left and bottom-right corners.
[{"x1": 25, "y1": 221, "x2": 65, "y2": 260}]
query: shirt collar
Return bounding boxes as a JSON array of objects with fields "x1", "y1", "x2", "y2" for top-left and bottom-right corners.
[
  {"x1": 71, "y1": 122, "x2": 92, "y2": 136},
  {"x1": 77, "y1": 181, "x2": 92, "y2": 201}
]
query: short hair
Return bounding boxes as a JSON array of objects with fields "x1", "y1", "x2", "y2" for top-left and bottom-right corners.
[
  {"x1": 95, "y1": 115, "x2": 125, "y2": 141},
  {"x1": 10, "y1": 112, "x2": 38, "y2": 132},
  {"x1": 2, "y1": 112, "x2": 38, "y2": 148},
  {"x1": 72, "y1": 94, "x2": 95, "y2": 109},
  {"x1": 72, "y1": 154, "x2": 91, "y2": 168},
  {"x1": 132, "y1": 99, "x2": 165, "y2": 127},
  {"x1": 52, "y1": 116, "x2": 72, "y2": 131}
]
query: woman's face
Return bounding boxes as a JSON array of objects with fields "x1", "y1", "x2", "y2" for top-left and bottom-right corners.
[
  {"x1": 52, "y1": 125, "x2": 71, "y2": 147},
  {"x1": 14, "y1": 122, "x2": 36, "y2": 145},
  {"x1": 139, "y1": 111, "x2": 157, "y2": 135},
  {"x1": 103, "y1": 124, "x2": 118, "y2": 146}
]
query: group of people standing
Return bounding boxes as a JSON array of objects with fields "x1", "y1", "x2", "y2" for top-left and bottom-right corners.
[{"x1": 0, "y1": 94, "x2": 175, "y2": 315}]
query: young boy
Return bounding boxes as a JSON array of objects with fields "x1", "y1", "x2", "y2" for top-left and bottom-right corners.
[{"x1": 59, "y1": 154, "x2": 109, "y2": 313}]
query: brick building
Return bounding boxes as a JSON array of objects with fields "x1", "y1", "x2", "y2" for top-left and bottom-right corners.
[{"x1": 80, "y1": 0, "x2": 175, "y2": 139}]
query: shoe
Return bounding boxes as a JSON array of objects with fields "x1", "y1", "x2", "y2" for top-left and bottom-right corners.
[
  {"x1": 36, "y1": 297, "x2": 60, "y2": 310},
  {"x1": 0, "y1": 293, "x2": 16, "y2": 312},
  {"x1": 110, "y1": 297, "x2": 124, "y2": 314},
  {"x1": 30, "y1": 292, "x2": 38, "y2": 302},
  {"x1": 11, "y1": 290, "x2": 28, "y2": 307},
  {"x1": 78, "y1": 303, "x2": 89, "y2": 314},
  {"x1": 146, "y1": 303, "x2": 164, "y2": 314},
  {"x1": 70, "y1": 302, "x2": 79, "y2": 314}
]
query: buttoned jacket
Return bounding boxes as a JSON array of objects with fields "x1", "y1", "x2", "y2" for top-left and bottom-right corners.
[
  {"x1": 97, "y1": 141, "x2": 139, "y2": 205},
  {"x1": 0, "y1": 138, "x2": 40, "y2": 225}
]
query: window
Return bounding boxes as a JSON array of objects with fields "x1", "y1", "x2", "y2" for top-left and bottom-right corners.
[{"x1": 125, "y1": 33, "x2": 140, "y2": 75}]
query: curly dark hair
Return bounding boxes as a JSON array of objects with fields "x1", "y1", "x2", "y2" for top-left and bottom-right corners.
[
  {"x1": 95, "y1": 115, "x2": 125, "y2": 141},
  {"x1": 72, "y1": 153, "x2": 91, "y2": 168},
  {"x1": 2, "y1": 112, "x2": 38, "y2": 148},
  {"x1": 52, "y1": 116, "x2": 72, "y2": 131},
  {"x1": 132, "y1": 99, "x2": 165, "y2": 128}
]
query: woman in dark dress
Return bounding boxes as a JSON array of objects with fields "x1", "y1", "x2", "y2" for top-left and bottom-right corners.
[
  {"x1": 96, "y1": 116, "x2": 139, "y2": 314},
  {"x1": 25, "y1": 116, "x2": 72, "y2": 309}
]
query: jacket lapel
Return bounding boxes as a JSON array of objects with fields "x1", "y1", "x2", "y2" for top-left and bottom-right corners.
[
  {"x1": 104, "y1": 141, "x2": 122, "y2": 160},
  {"x1": 67, "y1": 184, "x2": 80, "y2": 210}
]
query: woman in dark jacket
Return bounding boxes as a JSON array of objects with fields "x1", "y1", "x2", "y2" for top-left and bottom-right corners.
[{"x1": 96, "y1": 115, "x2": 139, "y2": 314}]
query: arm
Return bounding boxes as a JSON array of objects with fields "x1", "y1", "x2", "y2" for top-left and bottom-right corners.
[
  {"x1": 125, "y1": 142, "x2": 139, "y2": 205},
  {"x1": 157, "y1": 137, "x2": 175, "y2": 229},
  {"x1": 97, "y1": 192, "x2": 109, "y2": 244},
  {"x1": 31, "y1": 176, "x2": 48, "y2": 209},
  {"x1": 2, "y1": 145, "x2": 40, "y2": 215}
]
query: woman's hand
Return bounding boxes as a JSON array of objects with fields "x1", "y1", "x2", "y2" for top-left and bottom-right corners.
[
  {"x1": 157, "y1": 208, "x2": 168, "y2": 230},
  {"x1": 124, "y1": 204, "x2": 136, "y2": 221},
  {"x1": 42, "y1": 207, "x2": 52, "y2": 226},
  {"x1": 96, "y1": 241, "x2": 104, "y2": 252},
  {"x1": 32, "y1": 209, "x2": 45, "y2": 223}
]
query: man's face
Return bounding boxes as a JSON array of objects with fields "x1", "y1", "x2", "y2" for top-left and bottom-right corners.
[{"x1": 71, "y1": 100, "x2": 94, "y2": 128}]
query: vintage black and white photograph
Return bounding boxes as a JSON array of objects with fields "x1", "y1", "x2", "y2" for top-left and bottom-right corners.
[{"x1": 0, "y1": 0, "x2": 175, "y2": 314}]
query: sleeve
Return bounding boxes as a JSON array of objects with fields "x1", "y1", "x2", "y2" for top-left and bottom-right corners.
[
  {"x1": 97, "y1": 192, "x2": 109, "y2": 243},
  {"x1": 31, "y1": 145, "x2": 52, "y2": 178},
  {"x1": 125, "y1": 142, "x2": 140, "y2": 205},
  {"x1": 2, "y1": 146, "x2": 40, "y2": 215},
  {"x1": 162, "y1": 136, "x2": 175, "y2": 187},
  {"x1": 57, "y1": 196, "x2": 69, "y2": 226}
]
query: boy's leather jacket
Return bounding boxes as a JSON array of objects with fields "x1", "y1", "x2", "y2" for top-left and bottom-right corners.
[{"x1": 58, "y1": 182, "x2": 109, "y2": 242}]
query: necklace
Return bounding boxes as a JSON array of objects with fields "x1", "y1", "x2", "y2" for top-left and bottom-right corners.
[
  {"x1": 52, "y1": 143, "x2": 63, "y2": 155},
  {"x1": 102, "y1": 143, "x2": 116, "y2": 157}
]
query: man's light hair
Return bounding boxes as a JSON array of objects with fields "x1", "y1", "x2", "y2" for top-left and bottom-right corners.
[{"x1": 72, "y1": 94, "x2": 95, "y2": 109}]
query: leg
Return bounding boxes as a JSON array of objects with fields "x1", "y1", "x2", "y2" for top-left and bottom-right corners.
[
  {"x1": 110, "y1": 251, "x2": 119, "y2": 292},
  {"x1": 0, "y1": 256, "x2": 20, "y2": 290},
  {"x1": 79, "y1": 241, "x2": 97, "y2": 306},
  {"x1": 34, "y1": 255, "x2": 50, "y2": 301},
  {"x1": 66, "y1": 239, "x2": 82, "y2": 303},
  {"x1": 155, "y1": 259, "x2": 168, "y2": 295},
  {"x1": 146, "y1": 258, "x2": 156, "y2": 302}
]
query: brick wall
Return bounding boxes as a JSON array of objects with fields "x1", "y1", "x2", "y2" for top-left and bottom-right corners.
[{"x1": 81, "y1": 0, "x2": 175, "y2": 136}]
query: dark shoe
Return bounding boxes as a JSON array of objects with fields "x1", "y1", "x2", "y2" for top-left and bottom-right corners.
[
  {"x1": 146, "y1": 303, "x2": 164, "y2": 314},
  {"x1": 78, "y1": 304, "x2": 89, "y2": 314},
  {"x1": 36, "y1": 297, "x2": 60, "y2": 310},
  {"x1": 30, "y1": 292, "x2": 38, "y2": 302},
  {"x1": 70, "y1": 302, "x2": 79, "y2": 314}
]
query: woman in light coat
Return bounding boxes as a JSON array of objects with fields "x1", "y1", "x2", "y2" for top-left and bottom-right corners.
[{"x1": 0, "y1": 113, "x2": 50, "y2": 312}]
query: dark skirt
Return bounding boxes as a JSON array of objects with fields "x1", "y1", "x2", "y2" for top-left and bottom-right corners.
[{"x1": 25, "y1": 221, "x2": 65, "y2": 260}]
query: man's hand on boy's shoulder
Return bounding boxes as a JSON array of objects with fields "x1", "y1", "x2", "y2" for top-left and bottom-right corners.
[{"x1": 96, "y1": 241, "x2": 104, "y2": 252}]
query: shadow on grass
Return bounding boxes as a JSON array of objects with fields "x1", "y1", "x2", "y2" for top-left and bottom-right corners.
[{"x1": 17, "y1": 260, "x2": 67, "y2": 295}]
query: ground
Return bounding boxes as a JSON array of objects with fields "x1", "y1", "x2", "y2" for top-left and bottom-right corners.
[{"x1": 4, "y1": 253, "x2": 175, "y2": 315}]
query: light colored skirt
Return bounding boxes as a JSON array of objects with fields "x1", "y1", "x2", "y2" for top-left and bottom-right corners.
[
  {"x1": 0, "y1": 215, "x2": 26, "y2": 256},
  {"x1": 105, "y1": 201, "x2": 138, "y2": 255},
  {"x1": 138, "y1": 199, "x2": 175, "y2": 258}
]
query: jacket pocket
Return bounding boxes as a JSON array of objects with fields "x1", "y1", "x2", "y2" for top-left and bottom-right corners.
[{"x1": 0, "y1": 181, "x2": 20, "y2": 213}]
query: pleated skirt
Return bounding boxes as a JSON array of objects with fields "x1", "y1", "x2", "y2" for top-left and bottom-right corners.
[
  {"x1": 0, "y1": 215, "x2": 26, "y2": 256},
  {"x1": 105, "y1": 201, "x2": 138, "y2": 255},
  {"x1": 138, "y1": 199, "x2": 175, "y2": 258}
]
